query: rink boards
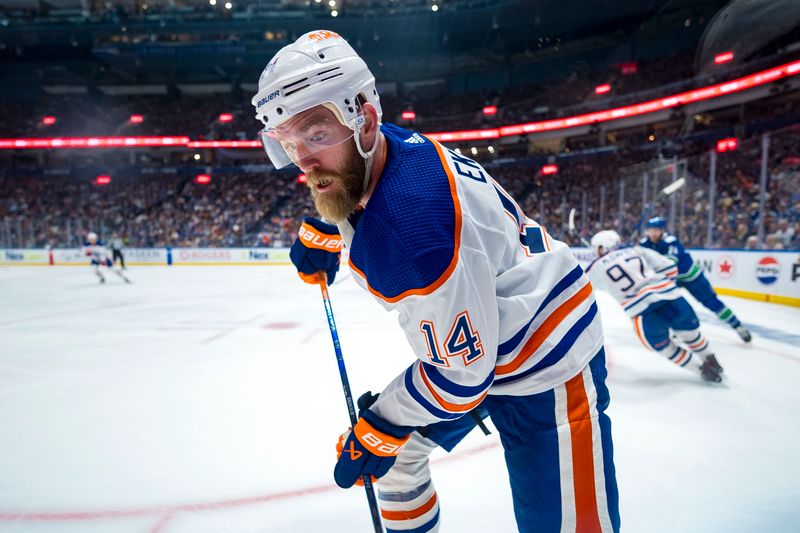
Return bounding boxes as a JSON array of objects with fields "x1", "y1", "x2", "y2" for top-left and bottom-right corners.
[{"x1": 2, "y1": 246, "x2": 798, "y2": 306}]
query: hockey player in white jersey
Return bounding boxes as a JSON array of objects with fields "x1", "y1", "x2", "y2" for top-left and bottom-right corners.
[
  {"x1": 585, "y1": 230, "x2": 723, "y2": 382},
  {"x1": 253, "y1": 31, "x2": 619, "y2": 532},
  {"x1": 82, "y1": 232, "x2": 130, "y2": 284}
]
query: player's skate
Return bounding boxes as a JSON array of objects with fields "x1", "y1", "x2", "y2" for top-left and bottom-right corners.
[
  {"x1": 734, "y1": 325, "x2": 752, "y2": 343},
  {"x1": 700, "y1": 355, "x2": 723, "y2": 383}
]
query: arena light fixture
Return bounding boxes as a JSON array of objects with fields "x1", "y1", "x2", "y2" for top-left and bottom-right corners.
[
  {"x1": 218, "y1": 113, "x2": 233, "y2": 123},
  {"x1": 714, "y1": 51, "x2": 734, "y2": 65},
  {"x1": 431, "y1": 4, "x2": 439, "y2": 11},
  {"x1": 42, "y1": 116, "x2": 56, "y2": 125},
  {"x1": 716, "y1": 137, "x2": 739, "y2": 152},
  {"x1": 194, "y1": 174, "x2": 212, "y2": 185},
  {"x1": 483, "y1": 105, "x2": 498, "y2": 116},
  {"x1": 541, "y1": 164, "x2": 558, "y2": 175},
  {"x1": 193, "y1": 153, "x2": 201, "y2": 160},
  {"x1": 401, "y1": 110, "x2": 416, "y2": 120},
  {"x1": 129, "y1": 114, "x2": 144, "y2": 123},
  {"x1": 331, "y1": 9, "x2": 338, "y2": 16},
  {"x1": 297, "y1": 173, "x2": 307, "y2": 184},
  {"x1": 595, "y1": 84, "x2": 611, "y2": 95},
  {"x1": 620, "y1": 62, "x2": 638, "y2": 75},
  {"x1": 95, "y1": 175, "x2": 111, "y2": 185},
  {"x1": 224, "y1": 2, "x2": 232, "y2": 9},
  {"x1": 0, "y1": 136, "x2": 191, "y2": 149},
  {"x1": 187, "y1": 140, "x2": 261, "y2": 148}
]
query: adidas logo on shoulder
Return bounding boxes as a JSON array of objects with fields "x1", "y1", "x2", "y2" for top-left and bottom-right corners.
[{"x1": 404, "y1": 133, "x2": 426, "y2": 144}]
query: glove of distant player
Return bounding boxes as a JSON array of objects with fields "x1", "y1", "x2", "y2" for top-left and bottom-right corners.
[
  {"x1": 290, "y1": 217, "x2": 342, "y2": 285},
  {"x1": 334, "y1": 398, "x2": 413, "y2": 489}
]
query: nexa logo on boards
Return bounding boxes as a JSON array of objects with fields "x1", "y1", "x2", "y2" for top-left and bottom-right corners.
[
  {"x1": 249, "y1": 250, "x2": 270, "y2": 261},
  {"x1": 256, "y1": 90, "x2": 280, "y2": 109},
  {"x1": 4, "y1": 251, "x2": 23, "y2": 261},
  {"x1": 755, "y1": 256, "x2": 780, "y2": 285},
  {"x1": 792, "y1": 263, "x2": 799, "y2": 282}
]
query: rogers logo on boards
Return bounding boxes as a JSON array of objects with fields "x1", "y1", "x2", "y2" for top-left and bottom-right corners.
[{"x1": 177, "y1": 250, "x2": 232, "y2": 261}]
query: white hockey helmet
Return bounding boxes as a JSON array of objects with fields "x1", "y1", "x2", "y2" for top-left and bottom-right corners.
[
  {"x1": 251, "y1": 30, "x2": 382, "y2": 169},
  {"x1": 591, "y1": 230, "x2": 621, "y2": 254},
  {"x1": 87, "y1": 231, "x2": 98, "y2": 242}
]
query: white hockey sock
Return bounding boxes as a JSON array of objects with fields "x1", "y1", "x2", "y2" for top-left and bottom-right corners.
[
  {"x1": 377, "y1": 432, "x2": 441, "y2": 532},
  {"x1": 657, "y1": 342, "x2": 701, "y2": 371},
  {"x1": 378, "y1": 479, "x2": 440, "y2": 532},
  {"x1": 673, "y1": 329, "x2": 714, "y2": 358}
]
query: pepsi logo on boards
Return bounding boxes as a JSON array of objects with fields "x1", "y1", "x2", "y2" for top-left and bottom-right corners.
[{"x1": 755, "y1": 256, "x2": 780, "y2": 285}]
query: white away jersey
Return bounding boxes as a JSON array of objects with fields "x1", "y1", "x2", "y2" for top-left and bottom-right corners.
[
  {"x1": 335, "y1": 123, "x2": 604, "y2": 428},
  {"x1": 585, "y1": 246, "x2": 679, "y2": 317}
]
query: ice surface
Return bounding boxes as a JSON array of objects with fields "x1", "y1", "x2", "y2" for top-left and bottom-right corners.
[{"x1": 1, "y1": 265, "x2": 798, "y2": 532}]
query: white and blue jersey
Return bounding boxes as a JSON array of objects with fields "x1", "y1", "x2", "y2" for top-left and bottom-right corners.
[
  {"x1": 83, "y1": 241, "x2": 113, "y2": 267},
  {"x1": 639, "y1": 233, "x2": 701, "y2": 283},
  {"x1": 585, "y1": 246, "x2": 679, "y2": 318},
  {"x1": 337, "y1": 123, "x2": 604, "y2": 428}
]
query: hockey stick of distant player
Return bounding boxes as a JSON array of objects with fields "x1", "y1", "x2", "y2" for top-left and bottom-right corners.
[
  {"x1": 317, "y1": 274, "x2": 384, "y2": 533},
  {"x1": 628, "y1": 177, "x2": 686, "y2": 244},
  {"x1": 567, "y1": 208, "x2": 592, "y2": 247}
]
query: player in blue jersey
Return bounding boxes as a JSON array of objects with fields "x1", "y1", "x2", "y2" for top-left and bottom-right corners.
[
  {"x1": 586, "y1": 230, "x2": 724, "y2": 383},
  {"x1": 639, "y1": 217, "x2": 751, "y2": 343},
  {"x1": 252, "y1": 31, "x2": 618, "y2": 533}
]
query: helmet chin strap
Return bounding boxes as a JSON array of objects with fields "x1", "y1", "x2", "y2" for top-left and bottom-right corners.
[{"x1": 352, "y1": 115, "x2": 379, "y2": 197}]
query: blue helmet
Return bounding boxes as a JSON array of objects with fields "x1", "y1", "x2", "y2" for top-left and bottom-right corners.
[{"x1": 645, "y1": 216, "x2": 667, "y2": 229}]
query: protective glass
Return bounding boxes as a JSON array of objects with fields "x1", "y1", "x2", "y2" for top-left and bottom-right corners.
[{"x1": 259, "y1": 112, "x2": 354, "y2": 169}]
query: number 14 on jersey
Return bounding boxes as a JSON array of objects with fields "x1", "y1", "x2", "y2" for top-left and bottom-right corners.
[{"x1": 420, "y1": 311, "x2": 484, "y2": 368}]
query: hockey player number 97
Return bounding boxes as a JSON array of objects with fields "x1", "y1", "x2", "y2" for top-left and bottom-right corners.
[{"x1": 605, "y1": 256, "x2": 645, "y2": 292}]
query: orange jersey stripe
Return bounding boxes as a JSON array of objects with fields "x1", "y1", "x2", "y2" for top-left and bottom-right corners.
[
  {"x1": 496, "y1": 282, "x2": 593, "y2": 376},
  {"x1": 348, "y1": 137, "x2": 462, "y2": 304},
  {"x1": 621, "y1": 279, "x2": 674, "y2": 305},
  {"x1": 633, "y1": 316, "x2": 649, "y2": 350},
  {"x1": 381, "y1": 493, "x2": 438, "y2": 521},
  {"x1": 565, "y1": 370, "x2": 603, "y2": 533},
  {"x1": 418, "y1": 364, "x2": 489, "y2": 413}
]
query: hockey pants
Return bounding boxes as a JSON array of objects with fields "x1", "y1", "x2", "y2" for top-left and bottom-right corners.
[{"x1": 379, "y1": 349, "x2": 620, "y2": 533}]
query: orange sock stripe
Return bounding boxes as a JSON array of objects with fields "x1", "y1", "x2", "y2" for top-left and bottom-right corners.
[
  {"x1": 418, "y1": 364, "x2": 489, "y2": 413},
  {"x1": 565, "y1": 370, "x2": 603, "y2": 533},
  {"x1": 688, "y1": 337, "x2": 707, "y2": 350},
  {"x1": 674, "y1": 350, "x2": 689, "y2": 365},
  {"x1": 496, "y1": 282, "x2": 593, "y2": 375},
  {"x1": 353, "y1": 419, "x2": 410, "y2": 457},
  {"x1": 381, "y1": 493, "x2": 438, "y2": 521}
]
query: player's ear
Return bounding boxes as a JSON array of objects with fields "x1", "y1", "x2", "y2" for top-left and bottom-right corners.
[{"x1": 360, "y1": 102, "x2": 380, "y2": 151}]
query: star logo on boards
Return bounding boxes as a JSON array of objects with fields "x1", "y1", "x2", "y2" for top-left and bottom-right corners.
[{"x1": 716, "y1": 254, "x2": 735, "y2": 280}]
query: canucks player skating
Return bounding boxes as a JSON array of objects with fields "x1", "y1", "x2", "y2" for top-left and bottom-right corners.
[
  {"x1": 82, "y1": 232, "x2": 130, "y2": 284},
  {"x1": 586, "y1": 230, "x2": 724, "y2": 382},
  {"x1": 639, "y1": 217, "x2": 751, "y2": 342},
  {"x1": 253, "y1": 31, "x2": 619, "y2": 532}
]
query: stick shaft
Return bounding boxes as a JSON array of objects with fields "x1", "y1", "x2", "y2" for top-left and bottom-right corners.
[{"x1": 318, "y1": 280, "x2": 384, "y2": 533}]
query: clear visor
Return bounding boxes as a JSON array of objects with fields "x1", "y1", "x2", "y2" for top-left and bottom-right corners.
[{"x1": 259, "y1": 113, "x2": 354, "y2": 169}]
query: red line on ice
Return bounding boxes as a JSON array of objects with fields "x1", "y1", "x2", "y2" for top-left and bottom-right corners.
[{"x1": 0, "y1": 441, "x2": 499, "y2": 523}]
